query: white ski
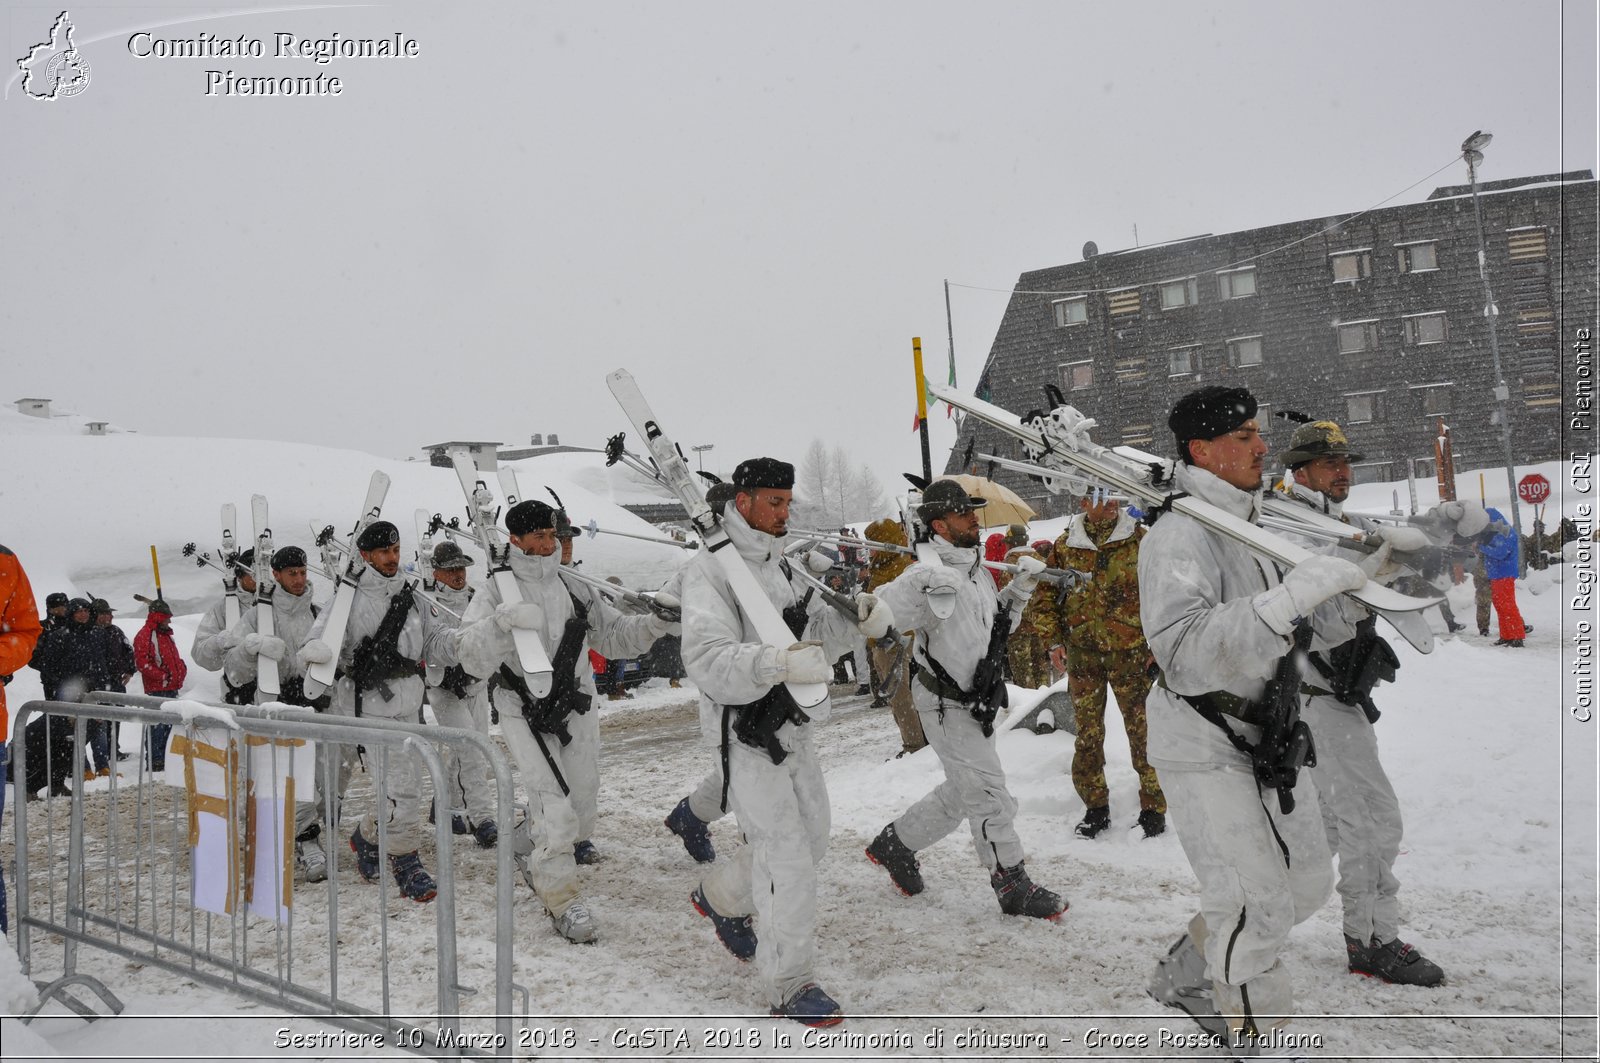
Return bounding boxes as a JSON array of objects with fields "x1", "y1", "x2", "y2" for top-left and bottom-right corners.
[
  {"x1": 928, "y1": 382, "x2": 1439, "y2": 654},
  {"x1": 303, "y1": 471, "x2": 391, "y2": 700},
  {"x1": 449, "y1": 451, "x2": 554, "y2": 699},
  {"x1": 250, "y1": 494, "x2": 280, "y2": 700},
  {"x1": 606, "y1": 368, "x2": 827, "y2": 709},
  {"x1": 414, "y1": 508, "x2": 437, "y2": 591},
  {"x1": 220, "y1": 503, "x2": 241, "y2": 629}
]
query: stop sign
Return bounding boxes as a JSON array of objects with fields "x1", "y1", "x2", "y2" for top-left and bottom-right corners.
[{"x1": 1517, "y1": 473, "x2": 1551, "y2": 505}]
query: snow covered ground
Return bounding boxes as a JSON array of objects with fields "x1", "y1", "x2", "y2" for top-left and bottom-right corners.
[{"x1": 1, "y1": 408, "x2": 1594, "y2": 1061}]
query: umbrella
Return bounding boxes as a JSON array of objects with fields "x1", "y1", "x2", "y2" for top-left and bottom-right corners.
[{"x1": 943, "y1": 474, "x2": 1037, "y2": 528}]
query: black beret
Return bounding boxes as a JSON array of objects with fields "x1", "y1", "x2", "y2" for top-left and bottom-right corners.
[
  {"x1": 1169, "y1": 386, "x2": 1258, "y2": 444},
  {"x1": 272, "y1": 546, "x2": 308, "y2": 570},
  {"x1": 235, "y1": 547, "x2": 256, "y2": 569},
  {"x1": 705, "y1": 481, "x2": 738, "y2": 516},
  {"x1": 732, "y1": 457, "x2": 795, "y2": 492},
  {"x1": 505, "y1": 499, "x2": 557, "y2": 536},
  {"x1": 356, "y1": 521, "x2": 400, "y2": 551}
]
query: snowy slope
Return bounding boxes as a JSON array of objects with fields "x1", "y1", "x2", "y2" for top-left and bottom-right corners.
[{"x1": 1, "y1": 409, "x2": 1594, "y2": 1061}]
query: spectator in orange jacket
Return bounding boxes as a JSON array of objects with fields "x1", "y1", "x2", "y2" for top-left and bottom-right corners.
[
  {"x1": 133, "y1": 600, "x2": 187, "y2": 770},
  {"x1": 1, "y1": 544, "x2": 44, "y2": 932}
]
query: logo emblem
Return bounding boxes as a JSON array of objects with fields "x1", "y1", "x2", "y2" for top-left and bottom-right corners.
[{"x1": 18, "y1": 11, "x2": 91, "y2": 100}]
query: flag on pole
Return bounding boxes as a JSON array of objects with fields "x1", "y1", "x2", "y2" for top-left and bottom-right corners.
[{"x1": 945, "y1": 346, "x2": 957, "y2": 417}]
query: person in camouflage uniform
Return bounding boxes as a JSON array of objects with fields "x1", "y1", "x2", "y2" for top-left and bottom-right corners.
[
  {"x1": 1034, "y1": 493, "x2": 1166, "y2": 839},
  {"x1": 1007, "y1": 539, "x2": 1053, "y2": 689},
  {"x1": 863, "y1": 517, "x2": 925, "y2": 755}
]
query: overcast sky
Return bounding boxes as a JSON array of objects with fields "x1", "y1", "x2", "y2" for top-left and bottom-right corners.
[{"x1": 4, "y1": 0, "x2": 1594, "y2": 497}]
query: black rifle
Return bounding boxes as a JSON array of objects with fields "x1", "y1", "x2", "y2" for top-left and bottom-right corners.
[
  {"x1": 348, "y1": 581, "x2": 423, "y2": 711},
  {"x1": 966, "y1": 596, "x2": 1014, "y2": 729},
  {"x1": 730, "y1": 581, "x2": 814, "y2": 763},
  {"x1": 1309, "y1": 615, "x2": 1398, "y2": 724},
  {"x1": 1250, "y1": 624, "x2": 1318, "y2": 814},
  {"x1": 495, "y1": 593, "x2": 591, "y2": 745}
]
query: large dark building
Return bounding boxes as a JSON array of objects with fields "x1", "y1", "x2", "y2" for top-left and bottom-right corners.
[{"x1": 948, "y1": 170, "x2": 1597, "y2": 517}]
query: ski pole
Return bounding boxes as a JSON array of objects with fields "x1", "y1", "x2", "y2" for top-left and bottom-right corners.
[
  {"x1": 581, "y1": 519, "x2": 698, "y2": 550},
  {"x1": 784, "y1": 563, "x2": 907, "y2": 700},
  {"x1": 556, "y1": 565, "x2": 682, "y2": 622}
]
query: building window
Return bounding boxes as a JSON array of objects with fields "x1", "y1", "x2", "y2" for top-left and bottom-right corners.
[
  {"x1": 1122, "y1": 424, "x2": 1154, "y2": 446},
  {"x1": 1064, "y1": 360, "x2": 1094, "y2": 391},
  {"x1": 1403, "y1": 312, "x2": 1447, "y2": 345},
  {"x1": 1331, "y1": 250, "x2": 1373, "y2": 283},
  {"x1": 1398, "y1": 241, "x2": 1438, "y2": 273},
  {"x1": 1114, "y1": 356, "x2": 1148, "y2": 382},
  {"x1": 1107, "y1": 288, "x2": 1141, "y2": 316},
  {"x1": 1507, "y1": 227, "x2": 1548, "y2": 262},
  {"x1": 1412, "y1": 457, "x2": 1438, "y2": 480},
  {"x1": 1352, "y1": 461, "x2": 1393, "y2": 484},
  {"x1": 1337, "y1": 320, "x2": 1379, "y2": 354},
  {"x1": 1411, "y1": 384, "x2": 1452, "y2": 417},
  {"x1": 1346, "y1": 391, "x2": 1384, "y2": 424},
  {"x1": 1227, "y1": 335, "x2": 1263, "y2": 367},
  {"x1": 1216, "y1": 267, "x2": 1257, "y2": 299},
  {"x1": 1159, "y1": 277, "x2": 1199, "y2": 309},
  {"x1": 1522, "y1": 370, "x2": 1559, "y2": 408},
  {"x1": 1167, "y1": 346, "x2": 1198, "y2": 376},
  {"x1": 1052, "y1": 296, "x2": 1088, "y2": 327}
]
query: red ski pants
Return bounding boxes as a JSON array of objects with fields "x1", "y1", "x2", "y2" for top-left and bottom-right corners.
[{"x1": 1491, "y1": 577, "x2": 1526, "y2": 641}]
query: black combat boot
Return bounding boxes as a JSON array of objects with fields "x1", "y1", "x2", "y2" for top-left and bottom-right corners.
[
  {"x1": 990, "y1": 862, "x2": 1067, "y2": 920},
  {"x1": 864, "y1": 823, "x2": 924, "y2": 896},
  {"x1": 1075, "y1": 806, "x2": 1111, "y2": 839}
]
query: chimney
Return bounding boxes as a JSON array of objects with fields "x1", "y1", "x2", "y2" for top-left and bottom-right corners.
[
  {"x1": 547, "y1": 433, "x2": 559, "y2": 446},
  {"x1": 530, "y1": 433, "x2": 544, "y2": 446}
]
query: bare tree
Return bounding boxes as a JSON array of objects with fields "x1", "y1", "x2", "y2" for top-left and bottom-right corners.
[{"x1": 792, "y1": 440, "x2": 886, "y2": 528}]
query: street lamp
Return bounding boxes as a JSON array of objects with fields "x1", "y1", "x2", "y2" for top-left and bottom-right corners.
[
  {"x1": 1460, "y1": 129, "x2": 1524, "y2": 570},
  {"x1": 692, "y1": 443, "x2": 715, "y2": 474}
]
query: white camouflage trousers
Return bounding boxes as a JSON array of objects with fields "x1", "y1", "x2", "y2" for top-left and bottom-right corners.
[
  {"x1": 892, "y1": 683, "x2": 1023, "y2": 870},
  {"x1": 698, "y1": 732, "x2": 830, "y2": 1009},
  {"x1": 1156, "y1": 751, "x2": 1333, "y2": 1034},
  {"x1": 428, "y1": 686, "x2": 497, "y2": 828},
  {"x1": 494, "y1": 693, "x2": 599, "y2": 917},
  {"x1": 1301, "y1": 694, "x2": 1404, "y2": 943}
]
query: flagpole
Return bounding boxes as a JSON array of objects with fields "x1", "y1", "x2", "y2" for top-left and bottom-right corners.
[
  {"x1": 944, "y1": 278, "x2": 958, "y2": 425},
  {"x1": 913, "y1": 337, "x2": 932, "y2": 482}
]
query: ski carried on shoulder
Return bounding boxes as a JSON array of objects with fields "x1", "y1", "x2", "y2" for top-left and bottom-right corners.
[
  {"x1": 928, "y1": 382, "x2": 1439, "y2": 654},
  {"x1": 303, "y1": 471, "x2": 391, "y2": 700},
  {"x1": 450, "y1": 452, "x2": 554, "y2": 698},
  {"x1": 221, "y1": 503, "x2": 242, "y2": 630},
  {"x1": 414, "y1": 508, "x2": 437, "y2": 591},
  {"x1": 606, "y1": 368, "x2": 827, "y2": 709},
  {"x1": 250, "y1": 494, "x2": 280, "y2": 700}
]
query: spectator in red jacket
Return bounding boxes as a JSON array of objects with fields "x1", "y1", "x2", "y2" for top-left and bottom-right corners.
[
  {"x1": 1, "y1": 544, "x2": 44, "y2": 933},
  {"x1": 133, "y1": 600, "x2": 187, "y2": 771}
]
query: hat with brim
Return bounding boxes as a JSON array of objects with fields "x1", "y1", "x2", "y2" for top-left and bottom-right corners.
[
  {"x1": 1281, "y1": 420, "x2": 1365, "y2": 468},
  {"x1": 917, "y1": 479, "x2": 988, "y2": 524}
]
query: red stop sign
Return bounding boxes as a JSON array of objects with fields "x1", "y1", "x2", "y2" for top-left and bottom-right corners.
[{"x1": 1518, "y1": 474, "x2": 1551, "y2": 505}]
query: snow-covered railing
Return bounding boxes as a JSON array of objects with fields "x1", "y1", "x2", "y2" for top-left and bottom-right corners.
[{"x1": 10, "y1": 694, "x2": 521, "y2": 1059}]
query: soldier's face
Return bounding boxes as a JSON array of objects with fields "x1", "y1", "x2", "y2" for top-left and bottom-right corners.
[
  {"x1": 1082, "y1": 496, "x2": 1120, "y2": 523},
  {"x1": 361, "y1": 544, "x2": 402, "y2": 577},
  {"x1": 933, "y1": 510, "x2": 982, "y2": 548},
  {"x1": 275, "y1": 565, "x2": 309, "y2": 596},
  {"x1": 1295, "y1": 456, "x2": 1353, "y2": 503},
  {"x1": 511, "y1": 529, "x2": 559, "y2": 557},
  {"x1": 239, "y1": 572, "x2": 257, "y2": 594},
  {"x1": 1191, "y1": 421, "x2": 1267, "y2": 492},
  {"x1": 433, "y1": 566, "x2": 468, "y2": 590},
  {"x1": 559, "y1": 536, "x2": 575, "y2": 564},
  {"x1": 736, "y1": 488, "x2": 791, "y2": 538}
]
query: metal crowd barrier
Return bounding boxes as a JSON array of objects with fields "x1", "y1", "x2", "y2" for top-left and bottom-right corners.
[{"x1": 8, "y1": 692, "x2": 522, "y2": 1060}]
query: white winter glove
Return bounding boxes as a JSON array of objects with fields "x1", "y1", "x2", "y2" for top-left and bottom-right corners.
[
  {"x1": 1253, "y1": 556, "x2": 1368, "y2": 636},
  {"x1": 494, "y1": 601, "x2": 543, "y2": 632},
  {"x1": 647, "y1": 612, "x2": 682, "y2": 638},
  {"x1": 653, "y1": 591, "x2": 681, "y2": 611},
  {"x1": 804, "y1": 550, "x2": 835, "y2": 575},
  {"x1": 1003, "y1": 555, "x2": 1047, "y2": 604},
  {"x1": 854, "y1": 593, "x2": 894, "y2": 640},
  {"x1": 1366, "y1": 525, "x2": 1431, "y2": 553},
  {"x1": 913, "y1": 567, "x2": 963, "y2": 595},
  {"x1": 1431, "y1": 501, "x2": 1491, "y2": 539},
  {"x1": 297, "y1": 639, "x2": 334, "y2": 666},
  {"x1": 242, "y1": 633, "x2": 287, "y2": 661},
  {"x1": 772, "y1": 642, "x2": 831, "y2": 685}
]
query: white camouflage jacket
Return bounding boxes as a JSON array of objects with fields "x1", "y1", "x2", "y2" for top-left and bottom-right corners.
[
  {"x1": 875, "y1": 535, "x2": 1010, "y2": 691},
  {"x1": 221, "y1": 582, "x2": 318, "y2": 688},
  {"x1": 681, "y1": 508, "x2": 851, "y2": 748}
]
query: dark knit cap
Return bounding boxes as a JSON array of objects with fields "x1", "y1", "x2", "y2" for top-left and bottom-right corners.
[
  {"x1": 732, "y1": 457, "x2": 795, "y2": 492},
  {"x1": 1169, "y1": 386, "x2": 1258, "y2": 448},
  {"x1": 356, "y1": 521, "x2": 400, "y2": 551},
  {"x1": 148, "y1": 599, "x2": 173, "y2": 616},
  {"x1": 46, "y1": 592, "x2": 68, "y2": 608},
  {"x1": 272, "y1": 546, "x2": 308, "y2": 570},
  {"x1": 505, "y1": 499, "x2": 557, "y2": 535}
]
